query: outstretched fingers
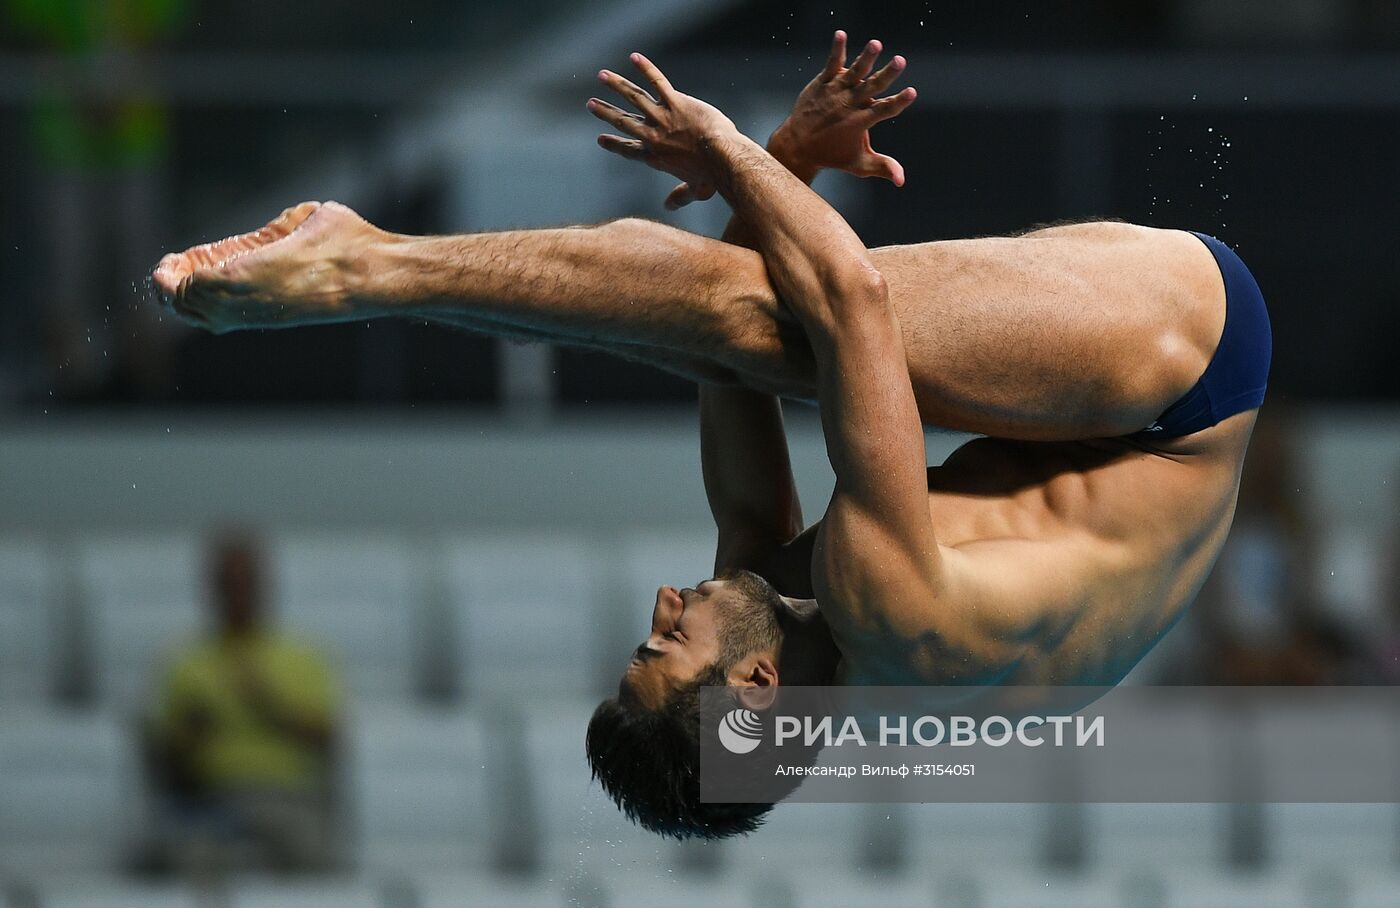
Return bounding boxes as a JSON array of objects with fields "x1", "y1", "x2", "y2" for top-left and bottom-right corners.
[
  {"x1": 597, "y1": 68, "x2": 659, "y2": 115},
  {"x1": 628, "y1": 52, "x2": 677, "y2": 104},
  {"x1": 821, "y1": 30, "x2": 849, "y2": 79},
  {"x1": 866, "y1": 86, "x2": 918, "y2": 124},
  {"x1": 587, "y1": 98, "x2": 650, "y2": 138},
  {"x1": 597, "y1": 134, "x2": 648, "y2": 161},
  {"x1": 840, "y1": 39, "x2": 883, "y2": 85},
  {"x1": 860, "y1": 54, "x2": 907, "y2": 100}
]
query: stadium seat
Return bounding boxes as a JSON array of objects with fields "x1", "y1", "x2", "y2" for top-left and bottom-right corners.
[
  {"x1": 1348, "y1": 871, "x2": 1400, "y2": 908},
  {"x1": 600, "y1": 871, "x2": 761, "y2": 908},
  {"x1": 76, "y1": 534, "x2": 205, "y2": 709},
  {"x1": 1164, "y1": 870, "x2": 1311, "y2": 908},
  {"x1": 1088, "y1": 804, "x2": 1227, "y2": 869},
  {"x1": 0, "y1": 537, "x2": 56, "y2": 703},
  {"x1": 228, "y1": 881, "x2": 381, "y2": 908},
  {"x1": 1264, "y1": 804, "x2": 1397, "y2": 874},
  {"x1": 348, "y1": 706, "x2": 491, "y2": 871},
  {"x1": 728, "y1": 802, "x2": 899, "y2": 875},
  {"x1": 904, "y1": 802, "x2": 1047, "y2": 872},
  {"x1": 1086, "y1": 694, "x2": 1230, "y2": 869},
  {"x1": 784, "y1": 870, "x2": 931, "y2": 908},
  {"x1": 29, "y1": 882, "x2": 198, "y2": 908},
  {"x1": 0, "y1": 710, "x2": 136, "y2": 871},
  {"x1": 976, "y1": 871, "x2": 1128, "y2": 908},
  {"x1": 442, "y1": 535, "x2": 607, "y2": 698},
  {"x1": 413, "y1": 871, "x2": 570, "y2": 908},
  {"x1": 1251, "y1": 697, "x2": 1400, "y2": 872},
  {"x1": 267, "y1": 533, "x2": 422, "y2": 700}
]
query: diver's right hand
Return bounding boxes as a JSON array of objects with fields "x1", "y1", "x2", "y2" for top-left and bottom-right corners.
[{"x1": 150, "y1": 200, "x2": 389, "y2": 333}]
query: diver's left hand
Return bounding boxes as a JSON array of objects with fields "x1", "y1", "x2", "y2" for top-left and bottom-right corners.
[
  {"x1": 768, "y1": 31, "x2": 917, "y2": 187},
  {"x1": 588, "y1": 53, "x2": 738, "y2": 208},
  {"x1": 656, "y1": 31, "x2": 917, "y2": 209}
]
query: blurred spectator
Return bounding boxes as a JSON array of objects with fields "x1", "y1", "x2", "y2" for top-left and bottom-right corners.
[
  {"x1": 5, "y1": 0, "x2": 187, "y2": 401},
  {"x1": 1371, "y1": 469, "x2": 1400, "y2": 682},
  {"x1": 1275, "y1": 611, "x2": 1365, "y2": 684},
  {"x1": 1192, "y1": 409, "x2": 1359, "y2": 683},
  {"x1": 142, "y1": 534, "x2": 342, "y2": 878}
]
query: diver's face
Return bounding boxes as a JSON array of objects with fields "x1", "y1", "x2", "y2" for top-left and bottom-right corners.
[{"x1": 620, "y1": 579, "x2": 771, "y2": 710}]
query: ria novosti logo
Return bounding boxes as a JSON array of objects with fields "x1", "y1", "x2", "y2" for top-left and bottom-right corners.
[
  {"x1": 715, "y1": 707, "x2": 1106, "y2": 754},
  {"x1": 716, "y1": 708, "x2": 764, "y2": 754}
]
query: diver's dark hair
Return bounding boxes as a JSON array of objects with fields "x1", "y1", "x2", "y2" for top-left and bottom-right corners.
[
  {"x1": 586, "y1": 569, "x2": 813, "y2": 839},
  {"x1": 586, "y1": 664, "x2": 773, "y2": 840}
]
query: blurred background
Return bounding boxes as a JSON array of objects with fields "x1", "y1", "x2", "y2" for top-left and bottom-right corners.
[{"x1": 1, "y1": 1, "x2": 1399, "y2": 906}]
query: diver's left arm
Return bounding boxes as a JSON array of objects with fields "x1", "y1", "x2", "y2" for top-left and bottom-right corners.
[
  {"x1": 698, "y1": 110, "x2": 834, "y2": 588},
  {"x1": 699, "y1": 385, "x2": 805, "y2": 583},
  {"x1": 675, "y1": 110, "x2": 949, "y2": 641}
]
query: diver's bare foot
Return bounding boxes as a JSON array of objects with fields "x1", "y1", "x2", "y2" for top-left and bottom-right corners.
[
  {"x1": 150, "y1": 201, "x2": 389, "y2": 333},
  {"x1": 152, "y1": 201, "x2": 321, "y2": 295}
]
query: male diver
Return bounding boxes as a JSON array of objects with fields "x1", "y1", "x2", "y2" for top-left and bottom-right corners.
[{"x1": 151, "y1": 35, "x2": 1269, "y2": 839}]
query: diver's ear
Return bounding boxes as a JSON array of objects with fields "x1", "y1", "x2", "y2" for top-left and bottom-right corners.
[
  {"x1": 732, "y1": 656, "x2": 779, "y2": 711},
  {"x1": 735, "y1": 684, "x2": 777, "y2": 711}
]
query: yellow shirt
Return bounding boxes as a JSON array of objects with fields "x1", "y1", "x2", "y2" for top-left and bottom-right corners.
[{"x1": 158, "y1": 632, "x2": 339, "y2": 792}]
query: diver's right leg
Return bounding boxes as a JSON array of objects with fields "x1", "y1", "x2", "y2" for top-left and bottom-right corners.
[
  {"x1": 153, "y1": 204, "x2": 1212, "y2": 440},
  {"x1": 153, "y1": 202, "x2": 814, "y2": 395}
]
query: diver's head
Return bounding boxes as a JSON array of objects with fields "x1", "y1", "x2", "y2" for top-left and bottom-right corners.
[
  {"x1": 621, "y1": 571, "x2": 789, "y2": 707},
  {"x1": 585, "y1": 569, "x2": 791, "y2": 839}
]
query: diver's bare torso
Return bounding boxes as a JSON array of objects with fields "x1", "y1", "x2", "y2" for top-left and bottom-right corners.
[{"x1": 832, "y1": 410, "x2": 1253, "y2": 686}]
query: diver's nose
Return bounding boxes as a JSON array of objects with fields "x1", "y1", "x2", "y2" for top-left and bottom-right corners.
[{"x1": 654, "y1": 585, "x2": 683, "y2": 623}]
